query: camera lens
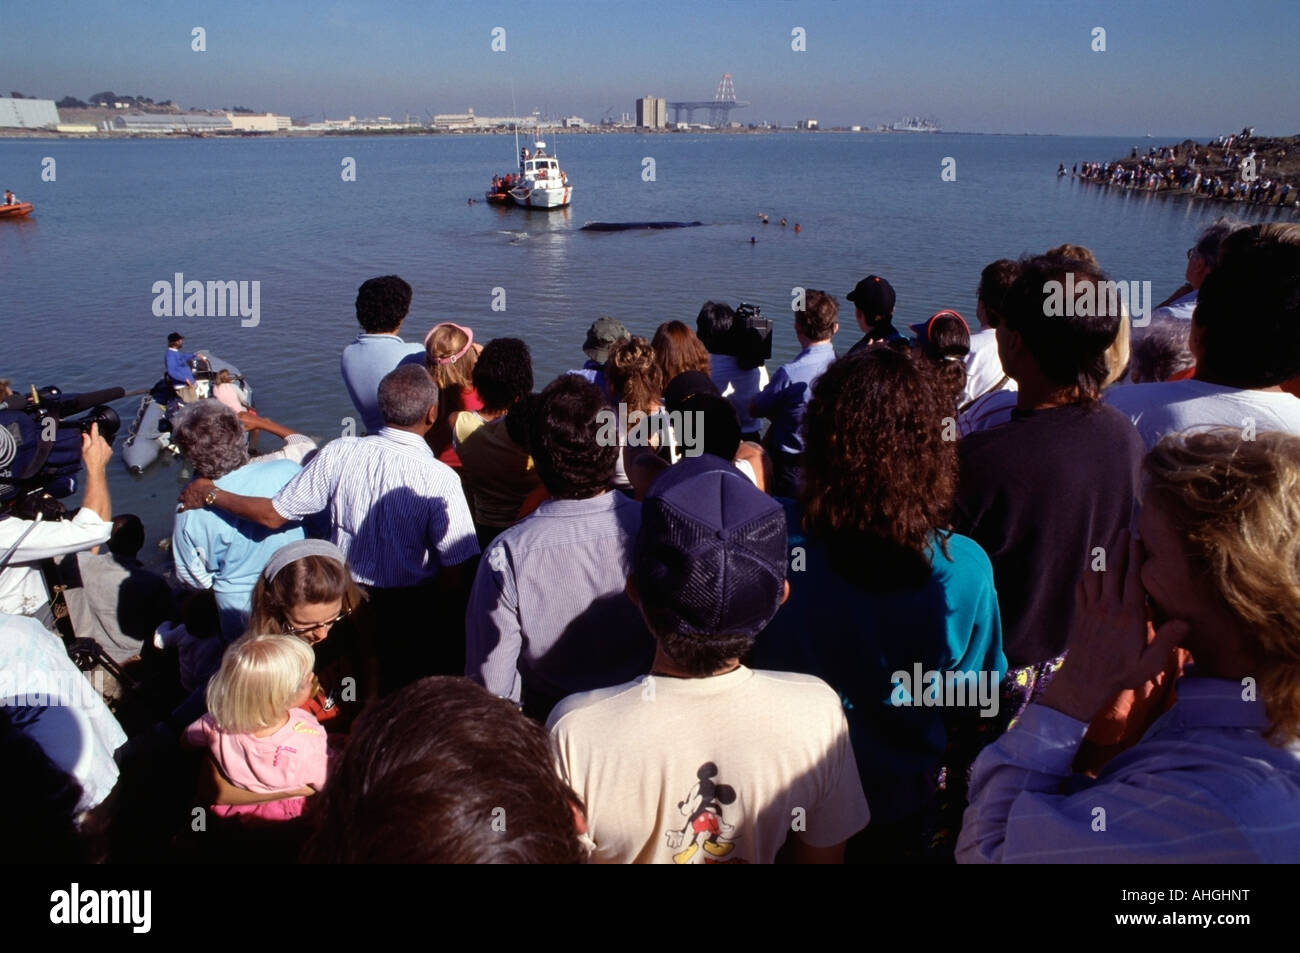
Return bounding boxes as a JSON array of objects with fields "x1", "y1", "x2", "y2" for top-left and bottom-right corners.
[{"x1": 80, "y1": 405, "x2": 121, "y2": 445}]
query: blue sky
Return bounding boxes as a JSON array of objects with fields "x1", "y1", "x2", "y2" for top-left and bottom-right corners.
[{"x1": 3, "y1": 0, "x2": 1297, "y2": 135}]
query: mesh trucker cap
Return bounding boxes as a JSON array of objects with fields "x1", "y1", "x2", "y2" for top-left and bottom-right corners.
[{"x1": 635, "y1": 454, "x2": 788, "y2": 640}]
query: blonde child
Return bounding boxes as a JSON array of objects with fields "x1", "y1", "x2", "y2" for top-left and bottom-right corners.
[{"x1": 183, "y1": 633, "x2": 328, "y2": 821}]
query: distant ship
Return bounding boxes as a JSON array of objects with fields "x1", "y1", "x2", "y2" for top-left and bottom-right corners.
[{"x1": 889, "y1": 117, "x2": 940, "y2": 133}]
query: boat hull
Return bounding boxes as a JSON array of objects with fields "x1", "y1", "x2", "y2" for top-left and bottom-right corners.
[
  {"x1": 0, "y1": 202, "x2": 34, "y2": 219},
  {"x1": 510, "y1": 186, "x2": 572, "y2": 209}
]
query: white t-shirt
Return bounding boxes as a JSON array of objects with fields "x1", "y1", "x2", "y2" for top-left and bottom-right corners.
[
  {"x1": 958, "y1": 389, "x2": 1018, "y2": 437},
  {"x1": 0, "y1": 508, "x2": 112, "y2": 616},
  {"x1": 1106, "y1": 379, "x2": 1300, "y2": 450},
  {"x1": 961, "y1": 329, "x2": 1017, "y2": 408},
  {"x1": 0, "y1": 612, "x2": 128, "y2": 812},
  {"x1": 1150, "y1": 289, "x2": 1197, "y2": 322},
  {"x1": 548, "y1": 666, "x2": 869, "y2": 864}
]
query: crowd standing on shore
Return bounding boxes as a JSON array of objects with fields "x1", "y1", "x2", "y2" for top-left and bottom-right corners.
[
  {"x1": 1071, "y1": 129, "x2": 1298, "y2": 208},
  {"x1": 4, "y1": 220, "x2": 1300, "y2": 864}
]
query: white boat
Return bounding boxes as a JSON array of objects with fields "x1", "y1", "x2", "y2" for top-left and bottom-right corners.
[{"x1": 509, "y1": 140, "x2": 573, "y2": 209}]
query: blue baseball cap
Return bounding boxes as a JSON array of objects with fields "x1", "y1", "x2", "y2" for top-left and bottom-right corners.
[{"x1": 635, "y1": 454, "x2": 787, "y2": 640}]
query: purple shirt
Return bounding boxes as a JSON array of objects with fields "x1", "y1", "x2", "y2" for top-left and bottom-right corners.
[{"x1": 958, "y1": 677, "x2": 1300, "y2": 863}]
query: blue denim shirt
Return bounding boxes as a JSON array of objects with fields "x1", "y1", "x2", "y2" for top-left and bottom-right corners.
[{"x1": 751, "y1": 341, "x2": 836, "y2": 454}]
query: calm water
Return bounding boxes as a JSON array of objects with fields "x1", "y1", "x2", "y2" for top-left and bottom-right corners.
[{"x1": 2, "y1": 132, "x2": 1296, "y2": 559}]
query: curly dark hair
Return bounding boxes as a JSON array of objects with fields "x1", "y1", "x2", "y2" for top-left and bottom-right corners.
[
  {"x1": 301, "y1": 677, "x2": 586, "y2": 863},
  {"x1": 800, "y1": 347, "x2": 957, "y2": 590},
  {"x1": 606, "y1": 336, "x2": 663, "y2": 414},
  {"x1": 528, "y1": 375, "x2": 617, "y2": 499},
  {"x1": 473, "y1": 337, "x2": 534, "y2": 413},
  {"x1": 355, "y1": 275, "x2": 412, "y2": 334},
  {"x1": 504, "y1": 392, "x2": 535, "y2": 449},
  {"x1": 796, "y1": 289, "x2": 838, "y2": 341}
]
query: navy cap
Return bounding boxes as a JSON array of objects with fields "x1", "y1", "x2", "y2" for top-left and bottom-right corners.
[
  {"x1": 636, "y1": 455, "x2": 787, "y2": 641},
  {"x1": 846, "y1": 275, "x2": 896, "y2": 318}
]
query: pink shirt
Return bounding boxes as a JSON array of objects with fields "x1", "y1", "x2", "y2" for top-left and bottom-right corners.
[
  {"x1": 212, "y1": 381, "x2": 247, "y2": 415},
  {"x1": 184, "y1": 708, "x2": 328, "y2": 819}
]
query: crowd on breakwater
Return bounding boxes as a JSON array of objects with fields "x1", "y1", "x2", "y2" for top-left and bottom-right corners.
[{"x1": 1066, "y1": 128, "x2": 1299, "y2": 209}]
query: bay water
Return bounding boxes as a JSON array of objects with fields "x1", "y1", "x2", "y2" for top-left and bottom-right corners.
[{"x1": 2, "y1": 131, "x2": 1294, "y2": 564}]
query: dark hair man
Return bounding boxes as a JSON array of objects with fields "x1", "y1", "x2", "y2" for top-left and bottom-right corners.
[
  {"x1": 750, "y1": 288, "x2": 839, "y2": 496},
  {"x1": 165, "y1": 331, "x2": 201, "y2": 403},
  {"x1": 466, "y1": 374, "x2": 653, "y2": 721},
  {"x1": 953, "y1": 255, "x2": 1145, "y2": 710},
  {"x1": 548, "y1": 455, "x2": 869, "y2": 864},
  {"x1": 340, "y1": 275, "x2": 426, "y2": 434}
]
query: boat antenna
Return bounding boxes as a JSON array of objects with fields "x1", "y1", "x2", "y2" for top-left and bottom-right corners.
[{"x1": 510, "y1": 76, "x2": 520, "y2": 169}]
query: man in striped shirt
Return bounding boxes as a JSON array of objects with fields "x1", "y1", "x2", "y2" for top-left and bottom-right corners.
[{"x1": 180, "y1": 365, "x2": 479, "y2": 691}]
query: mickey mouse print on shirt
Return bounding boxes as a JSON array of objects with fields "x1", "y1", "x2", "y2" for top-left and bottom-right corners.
[{"x1": 665, "y1": 762, "x2": 748, "y2": 864}]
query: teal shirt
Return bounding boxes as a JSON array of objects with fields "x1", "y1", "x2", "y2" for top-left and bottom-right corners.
[{"x1": 751, "y1": 499, "x2": 1006, "y2": 824}]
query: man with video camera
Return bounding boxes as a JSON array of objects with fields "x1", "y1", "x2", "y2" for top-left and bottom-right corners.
[{"x1": 0, "y1": 424, "x2": 114, "y2": 623}]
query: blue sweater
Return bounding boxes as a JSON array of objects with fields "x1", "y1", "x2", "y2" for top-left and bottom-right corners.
[{"x1": 165, "y1": 348, "x2": 196, "y2": 385}]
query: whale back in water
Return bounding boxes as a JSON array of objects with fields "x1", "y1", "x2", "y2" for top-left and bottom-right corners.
[{"x1": 580, "y1": 221, "x2": 704, "y2": 231}]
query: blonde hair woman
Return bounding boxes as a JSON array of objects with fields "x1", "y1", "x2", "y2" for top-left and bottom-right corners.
[
  {"x1": 960, "y1": 429, "x2": 1300, "y2": 862},
  {"x1": 423, "y1": 322, "x2": 483, "y2": 468}
]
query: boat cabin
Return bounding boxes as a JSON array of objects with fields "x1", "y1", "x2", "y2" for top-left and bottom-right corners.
[{"x1": 523, "y1": 158, "x2": 561, "y2": 178}]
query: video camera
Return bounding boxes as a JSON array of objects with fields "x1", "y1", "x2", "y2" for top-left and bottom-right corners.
[
  {"x1": 703, "y1": 302, "x2": 773, "y2": 371},
  {"x1": 0, "y1": 386, "x2": 124, "y2": 513}
]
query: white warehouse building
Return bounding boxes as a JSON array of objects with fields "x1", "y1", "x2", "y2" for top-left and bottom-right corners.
[{"x1": 0, "y1": 98, "x2": 61, "y2": 129}]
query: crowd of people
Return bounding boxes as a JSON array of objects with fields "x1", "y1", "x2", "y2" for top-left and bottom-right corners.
[
  {"x1": 4, "y1": 221, "x2": 1300, "y2": 864},
  {"x1": 1070, "y1": 130, "x2": 1298, "y2": 208}
]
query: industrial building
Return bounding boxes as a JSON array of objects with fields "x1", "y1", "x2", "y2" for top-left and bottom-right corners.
[
  {"x1": 431, "y1": 109, "x2": 538, "y2": 131},
  {"x1": 108, "y1": 113, "x2": 233, "y2": 133},
  {"x1": 636, "y1": 96, "x2": 666, "y2": 129},
  {"x1": 0, "y1": 97, "x2": 61, "y2": 129},
  {"x1": 226, "y1": 112, "x2": 292, "y2": 132}
]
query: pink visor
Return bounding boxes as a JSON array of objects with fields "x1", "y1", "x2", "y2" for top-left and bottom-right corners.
[{"x1": 425, "y1": 323, "x2": 474, "y2": 364}]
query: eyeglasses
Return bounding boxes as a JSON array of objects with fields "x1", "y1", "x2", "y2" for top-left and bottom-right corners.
[
  {"x1": 1187, "y1": 247, "x2": 1197, "y2": 260},
  {"x1": 284, "y1": 607, "x2": 352, "y2": 637}
]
